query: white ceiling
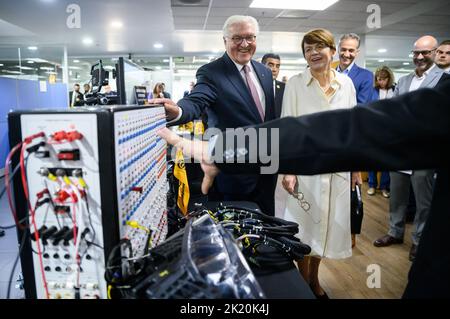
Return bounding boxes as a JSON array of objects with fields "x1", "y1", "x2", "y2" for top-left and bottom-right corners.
[{"x1": 0, "y1": 0, "x2": 449, "y2": 61}]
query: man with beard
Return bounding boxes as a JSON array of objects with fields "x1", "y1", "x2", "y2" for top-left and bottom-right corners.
[{"x1": 373, "y1": 35, "x2": 448, "y2": 262}]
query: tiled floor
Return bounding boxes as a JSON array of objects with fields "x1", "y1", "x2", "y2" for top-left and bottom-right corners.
[{"x1": 0, "y1": 176, "x2": 25, "y2": 299}]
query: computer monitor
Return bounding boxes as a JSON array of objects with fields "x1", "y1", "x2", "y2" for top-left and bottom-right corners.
[{"x1": 90, "y1": 60, "x2": 109, "y2": 94}]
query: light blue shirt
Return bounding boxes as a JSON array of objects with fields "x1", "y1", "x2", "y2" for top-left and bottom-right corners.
[{"x1": 337, "y1": 61, "x2": 355, "y2": 75}]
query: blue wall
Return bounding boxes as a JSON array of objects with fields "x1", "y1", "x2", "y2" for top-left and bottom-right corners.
[{"x1": 0, "y1": 78, "x2": 68, "y2": 170}]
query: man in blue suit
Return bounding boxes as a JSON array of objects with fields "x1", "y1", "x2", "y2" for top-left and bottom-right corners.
[
  {"x1": 336, "y1": 33, "x2": 375, "y2": 247},
  {"x1": 337, "y1": 33, "x2": 376, "y2": 104},
  {"x1": 149, "y1": 15, "x2": 276, "y2": 215}
]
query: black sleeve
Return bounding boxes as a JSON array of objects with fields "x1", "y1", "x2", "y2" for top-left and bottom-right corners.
[{"x1": 214, "y1": 81, "x2": 450, "y2": 175}]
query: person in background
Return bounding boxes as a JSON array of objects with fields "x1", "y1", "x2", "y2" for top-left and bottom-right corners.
[
  {"x1": 261, "y1": 53, "x2": 284, "y2": 118},
  {"x1": 373, "y1": 35, "x2": 447, "y2": 263},
  {"x1": 183, "y1": 81, "x2": 195, "y2": 97},
  {"x1": 148, "y1": 82, "x2": 165, "y2": 99},
  {"x1": 157, "y1": 77, "x2": 450, "y2": 299},
  {"x1": 69, "y1": 83, "x2": 84, "y2": 107},
  {"x1": 280, "y1": 29, "x2": 358, "y2": 299},
  {"x1": 336, "y1": 32, "x2": 376, "y2": 247},
  {"x1": 337, "y1": 33, "x2": 376, "y2": 104},
  {"x1": 161, "y1": 82, "x2": 171, "y2": 99},
  {"x1": 281, "y1": 75, "x2": 288, "y2": 83},
  {"x1": 435, "y1": 39, "x2": 450, "y2": 73},
  {"x1": 83, "y1": 83, "x2": 91, "y2": 95},
  {"x1": 367, "y1": 66, "x2": 396, "y2": 198},
  {"x1": 102, "y1": 84, "x2": 116, "y2": 95}
]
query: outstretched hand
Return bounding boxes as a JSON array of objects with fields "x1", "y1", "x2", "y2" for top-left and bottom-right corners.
[
  {"x1": 157, "y1": 127, "x2": 220, "y2": 194},
  {"x1": 148, "y1": 98, "x2": 180, "y2": 121}
]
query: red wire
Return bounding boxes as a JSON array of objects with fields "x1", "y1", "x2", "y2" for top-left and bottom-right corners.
[
  {"x1": 20, "y1": 142, "x2": 49, "y2": 299},
  {"x1": 30, "y1": 198, "x2": 50, "y2": 299},
  {"x1": 5, "y1": 132, "x2": 47, "y2": 297},
  {"x1": 71, "y1": 193, "x2": 78, "y2": 246},
  {"x1": 4, "y1": 142, "x2": 26, "y2": 230},
  {"x1": 70, "y1": 193, "x2": 81, "y2": 288}
]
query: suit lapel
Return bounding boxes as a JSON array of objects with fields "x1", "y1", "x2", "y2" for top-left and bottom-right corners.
[
  {"x1": 402, "y1": 73, "x2": 414, "y2": 93},
  {"x1": 222, "y1": 53, "x2": 264, "y2": 122},
  {"x1": 348, "y1": 64, "x2": 359, "y2": 80},
  {"x1": 420, "y1": 67, "x2": 443, "y2": 88}
]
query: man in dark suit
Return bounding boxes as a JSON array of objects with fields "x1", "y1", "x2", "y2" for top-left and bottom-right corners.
[
  {"x1": 149, "y1": 15, "x2": 276, "y2": 215},
  {"x1": 261, "y1": 53, "x2": 285, "y2": 118},
  {"x1": 337, "y1": 33, "x2": 376, "y2": 105},
  {"x1": 69, "y1": 83, "x2": 84, "y2": 107},
  {"x1": 158, "y1": 77, "x2": 450, "y2": 298}
]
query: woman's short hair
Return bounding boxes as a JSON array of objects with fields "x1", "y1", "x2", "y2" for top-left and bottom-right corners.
[
  {"x1": 374, "y1": 66, "x2": 395, "y2": 89},
  {"x1": 301, "y1": 29, "x2": 336, "y2": 56}
]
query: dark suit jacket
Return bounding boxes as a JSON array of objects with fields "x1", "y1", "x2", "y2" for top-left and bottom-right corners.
[
  {"x1": 175, "y1": 52, "x2": 276, "y2": 195},
  {"x1": 69, "y1": 91, "x2": 84, "y2": 107},
  {"x1": 274, "y1": 80, "x2": 285, "y2": 118},
  {"x1": 345, "y1": 64, "x2": 376, "y2": 104},
  {"x1": 215, "y1": 77, "x2": 450, "y2": 298}
]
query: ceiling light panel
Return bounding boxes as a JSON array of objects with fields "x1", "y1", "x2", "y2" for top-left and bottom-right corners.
[{"x1": 249, "y1": 0, "x2": 339, "y2": 11}]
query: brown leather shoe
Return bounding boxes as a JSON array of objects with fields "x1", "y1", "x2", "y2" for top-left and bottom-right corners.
[
  {"x1": 373, "y1": 235, "x2": 403, "y2": 247},
  {"x1": 409, "y1": 244, "x2": 417, "y2": 261}
]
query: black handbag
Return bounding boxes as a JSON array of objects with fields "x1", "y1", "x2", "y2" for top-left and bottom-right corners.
[{"x1": 351, "y1": 184, "x2": 364, "y2": 234}]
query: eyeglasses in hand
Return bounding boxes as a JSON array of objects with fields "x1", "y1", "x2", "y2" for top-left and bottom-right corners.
[{"x1": 290, "y1": 191, "x2": 320, "y2": 224}]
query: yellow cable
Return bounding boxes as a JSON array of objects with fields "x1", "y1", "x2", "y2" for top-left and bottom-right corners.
[
  {"x1": 148, "y1": 236, "x2": 153, "y2": 249},
  {"x1": 107, "y1": 285, "x2": 112, "y2": 299},
  {"x1": 126, "y1": 220, "x2": 150, "y2": 233},
  {"x1": 47, "y1": 173, "x2": 57, "y2": 181},
  {"x1": 78, "y1": 177, "x2": 87, "y2": 189},
  {"x1": 63, "y1": 175, "x2": 71, "y2": 185}
]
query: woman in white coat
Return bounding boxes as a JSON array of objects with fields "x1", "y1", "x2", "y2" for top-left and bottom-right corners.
[{"x1": 280, "y1": 29, "x2": 359, "y2": 298}]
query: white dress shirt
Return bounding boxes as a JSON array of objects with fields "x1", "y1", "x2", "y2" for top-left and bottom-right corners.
[
  {"x1": 409, "y1": 64, "x2": 436, "y2": 92},
  {"x1": 232, "y1": 60, "x2": 266, "y2": 114},
  {"x1": 171, "y1": 59, "x2": 266, "y2": 124}
]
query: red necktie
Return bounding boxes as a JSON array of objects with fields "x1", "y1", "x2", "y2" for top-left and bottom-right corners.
[{"x1": 243, "y1": 65, "x2": 265, "y2": 121}]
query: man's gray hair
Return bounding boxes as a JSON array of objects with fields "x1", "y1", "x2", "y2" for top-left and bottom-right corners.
[
  {"x1": 339, "y1": 33, "x2": 361, "y2": 49},
  {"x1": 222, "y1": 15, "x2": 259, "y2": 38}
]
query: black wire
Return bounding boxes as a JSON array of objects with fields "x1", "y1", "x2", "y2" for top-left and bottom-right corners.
[
  {"x1": 105, "y1": 239, "x2": 132, "y2": 284},
  {"x1": 7, "y1": 224, "x2": 27, "y2": 299},
  {"x1": 0, "y1": 162, "x2": 23, "y2": 229},
  {"x1": 85, "y1": 241, "x2": 103, "y2": 249},
  {"x1": 0, "y1": 162, "x2": 21, "y2": 199},
  {"x1": 42, "y1": 179, "x2": 61, "y2": 228},
  {"x1": 84, "y1": 196, "x2": 97, "y2": 247},
  {"x1": 0, "y1": 216, "x2": 29, "y2": 230},
  {"x1": 80, "y1": 195, "x2": 103, "y2": 260}
]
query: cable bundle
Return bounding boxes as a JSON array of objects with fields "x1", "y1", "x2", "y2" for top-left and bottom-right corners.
[
  {"x1": 211, "y1": 204, "x2": 311, "y2": 271},
  {"x1": 105, "y1": 214, "x2": 264, "y2": 299}
]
